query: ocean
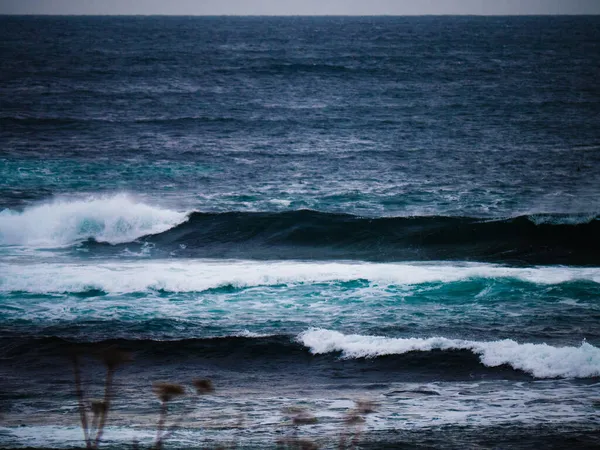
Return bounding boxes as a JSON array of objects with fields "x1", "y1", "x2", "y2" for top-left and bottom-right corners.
[{"x1": 1, "y1": 15, "x2": 600, "y2": 449}]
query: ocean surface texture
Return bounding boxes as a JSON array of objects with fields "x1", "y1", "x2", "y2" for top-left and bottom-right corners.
[{"x1": 1, "y1": 16, "x2": 600, "y2": 449}]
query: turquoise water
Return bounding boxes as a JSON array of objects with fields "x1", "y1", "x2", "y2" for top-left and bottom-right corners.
[{"x1": 1, "y1": 15, "x2": 600, "y2": 449}]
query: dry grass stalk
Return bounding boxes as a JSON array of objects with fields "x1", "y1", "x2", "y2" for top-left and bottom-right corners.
[
  {"x1": 153, "y1": 382, "x2": 186, "y2": 403},
  {"x1": 193, "y1": 378, "x2": 214, "y2": 395},
  {"x1": 284, "y1": 406, "x2": 318, "y2": 425},
  {"x1": 152, "y1": 378, "x2": 215, "y2": 449},
  {"x1": 70, "y1": 351, "x2": 91, "y2": 449},
  {"x1": 338, "y1": 399, "x2": 377, "y2": 450},
  {"x1": 89, "y1": 399, "x2": 106, "y2": 440},
  {"x1": 153, "y1": 382, "x2": 186, "y2": 450},
  {"x1": 93, "y1": 349, "x2": 132, "y2": 447},
  {"x1": 279, "y1": 406, "x2": 319, "y2": 449},
  {"x1": 292, "y1": 413, "x2": 318, "y2": 426},
  {"x1": 354, "y1": 399, "x2": 376, "y2": 414},
  {"x1": 67, "y1": 357, "x2": 384, "y2": 450},
  {"x1": 276, "y1": 437, "x2": 320, "y2": 450},
  {"x1": 69, "y1": 347, "x2": 131, "y2": 449}
]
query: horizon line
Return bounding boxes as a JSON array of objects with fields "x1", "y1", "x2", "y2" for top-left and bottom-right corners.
[{"x1": 2, "y1": 13, "x2": 600, "y2": 17}]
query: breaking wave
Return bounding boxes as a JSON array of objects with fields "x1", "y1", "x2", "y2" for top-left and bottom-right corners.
[
  {"x1": 0, "y1": 194, "x2": 188, "y2": 247},
  {"x1": 1, "y1": 202, "x2": 598, "y2": 264},
  {"x1": 4, "y1": 331, "x2": 600, "y2": 379},
  {"x1": 299, "y1": 329, "x2": 600, "y2": 379}
]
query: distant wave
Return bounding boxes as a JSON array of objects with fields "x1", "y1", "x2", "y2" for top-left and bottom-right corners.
[
  {"x1": 1, "y1": 260, "x2": 599, "y2": 294},
  {"x1": 299, "y1": 329, "x2": 600, "y2": 379},
  {"x1": 216, "y1": 62, "x2": 364, "y2": 76},
  {"x1": 0, "y1": 194, "x2": 188, "y2": 247},
  {"x1": 0, "y1": 116, "x2": 241, "y2": 126},
  {"x1": 0, "y1": 117, "x2": 84, "y2": 126}
]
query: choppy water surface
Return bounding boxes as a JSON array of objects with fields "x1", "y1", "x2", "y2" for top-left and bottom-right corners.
[{"x1": 1, "y1": 15, "x2": 600, "y2": 449}]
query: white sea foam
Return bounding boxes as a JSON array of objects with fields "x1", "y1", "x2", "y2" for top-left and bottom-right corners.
[
  {"x1": 235, "y1": 329, "x2": 275, "y2": 338},
  {"x1": 269, "y1": 198, "x2": 292, "y2": 207},
  {"x1": 527, "y1": 213, "x2": 598, "y2": 225},
  {"x1": 0, "y1": 425, "x2": 156, "y2": 448},
  {"x1": 0, "y1": 194, "x2": 188, "y2": 247},
  {"x1": 298, "y1": 328, "x2": 600, "y2": 379},
  {"x1": 1, "y1": 260, "x2": 599, "y2": 294}
]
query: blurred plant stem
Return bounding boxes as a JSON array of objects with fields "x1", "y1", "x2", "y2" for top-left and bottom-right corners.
[
  {"x1": 71, "y1": 353, "x2": 91, "y2": 449},
  {"x1": 70, "y1": 347, "x2": 130, "y2": 449}
]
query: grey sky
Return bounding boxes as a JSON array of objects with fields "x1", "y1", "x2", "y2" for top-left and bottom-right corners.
[{"x1": 1, "y1": 0, "x2": 600, "y2": 15}]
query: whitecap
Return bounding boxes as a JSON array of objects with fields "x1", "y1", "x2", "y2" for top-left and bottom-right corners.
[
  {"x1": 298, "y1": 328, "x2": 600, "y2": 379},
  {"x1": 1, "y1": 260, "x2": 599, "y2": 294},
  {"x1": 0, "y1": 193, "x2": 188, "y2": 247}
]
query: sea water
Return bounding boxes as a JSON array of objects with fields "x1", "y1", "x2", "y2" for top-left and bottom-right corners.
[{"x1": 1, "y1": 16, "x2": 600, "y2": 448}]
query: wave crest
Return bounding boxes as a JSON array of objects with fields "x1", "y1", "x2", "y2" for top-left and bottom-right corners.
[
  {"x1": 298, "y1": 329, "x2": 600, "y2": 379},
  {"x1": 1, "y1": 205, "x2": 598, "y2": 264},
  {"x1": 0, "y1": 194, "x2": 188, "y2": 247}
]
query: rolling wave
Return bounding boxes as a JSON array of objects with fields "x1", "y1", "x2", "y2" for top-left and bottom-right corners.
[
  {"x1": 4, "y1": 330, "x2": 599, "y2": 379},
  {"x1": 0, "y1": 194, "x2": 188, "y2": 247},
  {"x1": 1, "y1": 197, "x2": 598, "y2": 263},
  {"x1": 299, "y1": 329, "x2": 600, "y2": 379},
  {"x1": 99, "y1": 209, "x2": 599, "y2": 264}
]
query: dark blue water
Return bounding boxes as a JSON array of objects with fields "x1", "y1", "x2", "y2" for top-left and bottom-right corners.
[{"x1": 1, "y1": 16, "x2": 600, "y2": 449}]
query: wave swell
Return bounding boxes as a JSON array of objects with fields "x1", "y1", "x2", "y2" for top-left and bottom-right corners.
[
  {"x1": 3, "y1": 331, "x2": 599, "y2": 379},
  {"x1": 299, "y1": 329, "x2": 600, "y2": 379},
  {"x1": 1, "y1": 200, "x2": 598, "y2": 264},
  {"x1": 137, "y1": 210, "x2": 600, "y2": 264}
]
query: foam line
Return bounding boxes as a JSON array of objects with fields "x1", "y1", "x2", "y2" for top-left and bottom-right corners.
[{"x1": 1, "y1": 260, "x2": 599, "y2": 294}]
